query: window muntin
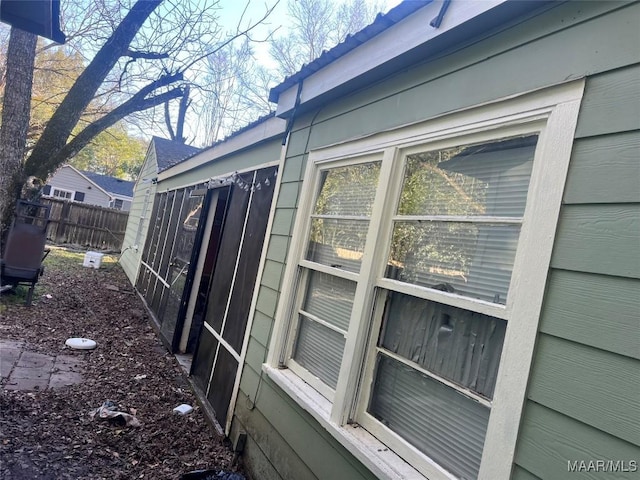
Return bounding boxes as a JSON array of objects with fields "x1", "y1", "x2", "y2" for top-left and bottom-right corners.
[
  {"x1": 377, "y1": 292, "x2": 505, "y2": 399},
  {"x1": 52, "y1": 188, "x2": 73, "y2": 200},
  {"x1": 397, "y1": 136, "x2": 536, "y2": 218},
  {"x1": 386, "y1": 135, "x2": 537, "y2": 304},
  {"x1": 290, "y1": 160, "x2": 381, "y2": 396},
  {"x1": 368, "y1": 354, "x2": 490, "y2": 480},
  {"x1": 366, "y1": 291, "x2": 506, "y2": 479},
  {"x1": 305, "y1": 162, "x2": 381, "y2": 273},
  {"x1": 387, "y1": 221, "x2": 521, "y2": 304},
  {"x1": 292, "y1": 271, "x2": 357, "y2": 389}
]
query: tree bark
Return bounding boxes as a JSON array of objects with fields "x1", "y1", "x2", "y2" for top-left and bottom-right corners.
[
  {"x1": 0, "y1": 28, "x2": 37, "y2": 239},
  {"x1": 51, "y1": 73, "x2": 184, "y2": 165},
  {"x1": 23, "y1": 0, "x2": 163, "y2": 181}
]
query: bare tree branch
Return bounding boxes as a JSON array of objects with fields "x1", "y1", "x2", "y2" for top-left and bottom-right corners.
[{"x1": 25, "y1": 0, "x2": 163, "y2": 179}]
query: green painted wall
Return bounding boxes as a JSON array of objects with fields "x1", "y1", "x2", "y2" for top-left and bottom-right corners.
[
  {"x1": 514, "y1": 61, "x2": 640, "y2": 479},
  {"x1": 232, "y1": 2, "x2": 640, "y2": 479},
  {"x1": 120, "y1": 145, "x2": 158, "y2": 283},
  {"x1": 158, "y1": 139, "x2": 282, "y2": 192}
]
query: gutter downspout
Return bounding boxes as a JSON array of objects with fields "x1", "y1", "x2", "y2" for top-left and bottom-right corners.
[{"x1": 282, "y1": 80, "x2": 304, "y2": 145}]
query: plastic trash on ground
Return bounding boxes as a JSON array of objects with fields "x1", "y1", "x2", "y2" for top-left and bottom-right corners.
[
  {"x1": 180, "y1": 469, "x2": 246, "y2": 480},
  {"x1": 88, "y1": 400, "x2": 141, "y2": 427},
  {"x1": 173, "y1": 404, "x2": 193, "y2": 415}
]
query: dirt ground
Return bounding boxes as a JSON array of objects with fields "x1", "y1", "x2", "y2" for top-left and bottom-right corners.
[{"x1": 0, "y1": 246, "x2": 244, "y2": 480}]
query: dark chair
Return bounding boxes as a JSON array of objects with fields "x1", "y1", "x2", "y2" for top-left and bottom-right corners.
[{"x1": 1, "y1": 201, "x2": 51, "y2": 305}]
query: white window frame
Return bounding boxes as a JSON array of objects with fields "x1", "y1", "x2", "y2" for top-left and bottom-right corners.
[
  {"x1": 51, "y1": 187, "x2": 74, "y2": 200},
  {"x1": 265, "y1": 80, "x2": 585, "y2": 480}
]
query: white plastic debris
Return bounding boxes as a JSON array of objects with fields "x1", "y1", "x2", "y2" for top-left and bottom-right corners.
[
  {"x1": 65, "y1": 338, "x2": 97, "y2": 350},
  {"x1": 89, "y1": 400, "x2": 141, "y2": 427},
  {"x1": 83, "y1": 251, "x2": 104, "y2": 269},
  {"x1": 173, "y1": 404, "x2": 193, "y2": 415},
  {"x1": 134, "y1": 374, "x2": 147, "y2": 381}
]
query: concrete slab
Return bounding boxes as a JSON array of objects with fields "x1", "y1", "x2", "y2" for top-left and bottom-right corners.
[
  {"x1": 1, "y1": 340, "x2": 86, "y2": 391},
  {"x1": 0, "y1": 347, "x2": 22, "y2": 378},
  {"x1": 49, "y1": 371, "x2": 84, "y2": 389},
  {"x1": 16, "y1": 351, "x2": 55, "y2": 370},
  {"x1": 4, "y1": 376, "x2": 49, "y2": 391},
  {"x1": 53, "y1": 355, "x2": 85, "y2": 373}
]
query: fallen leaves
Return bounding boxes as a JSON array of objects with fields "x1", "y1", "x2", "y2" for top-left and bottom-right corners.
[{"x1": 0, "y1": 247, "x2": 243, "y2": 479}]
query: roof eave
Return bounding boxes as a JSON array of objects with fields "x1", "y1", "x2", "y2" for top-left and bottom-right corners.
[
  {"x1": 271, "y1": 0, "x2": 520, "y2": 118},
  {"x1": 156, "y1": 115, "x2": 286, "y2": 182}
]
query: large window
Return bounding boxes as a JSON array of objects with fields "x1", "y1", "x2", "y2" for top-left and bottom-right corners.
[{"x1": 267, "y1": 81, "x2": 584, "y2": 480}]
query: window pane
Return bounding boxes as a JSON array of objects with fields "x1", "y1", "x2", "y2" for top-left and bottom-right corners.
[
  {"x1": 379, "y1": 292, "x2": 505, "y2": 398},
  {"x1": 386, "y1": 221, "x2": 520, "y2": 303},
  {"x1": 303, "y1": 271, "x2": 356, "y2": 332},
  {"x1": 293, "y1": 316, "x2": 345, "y2": 389},
  {"x1": 306, "y1": 218, "x2": 369, "y2": 273},
  {"x1": 369, "y1": 355, "x2": 489, "y2": 480},
  {"x1": 398, "y1": 136, "x2": 536, "y2": 217},
  {"x1": 314, "y1": 162, "x2": 381, "y2": 216}
]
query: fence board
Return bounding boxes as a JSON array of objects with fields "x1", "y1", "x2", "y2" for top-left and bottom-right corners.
[{"x1": 40, "y1": 198, "x2": 128, "y2": 251}]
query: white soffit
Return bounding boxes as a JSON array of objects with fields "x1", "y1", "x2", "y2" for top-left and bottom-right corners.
[
  {"x1": 157, "y1": 116, "x2": 286, "y2": 181},
  {"x1": 275, "y1": 0, "x2": 509, "y2": 116}
]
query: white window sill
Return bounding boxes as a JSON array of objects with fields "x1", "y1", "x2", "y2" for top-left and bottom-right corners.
[{"x1": 262, "y1": 364, "x2": 434, "y2": 480}]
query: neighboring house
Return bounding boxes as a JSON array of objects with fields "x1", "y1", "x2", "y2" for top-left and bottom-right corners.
[
  {"x1": 124, "y1": 2, "x2": 639, "y2": 480},
  {"x1": 119, "y1": 136, "x2": 202, "y2": 284},
  {"x1": 43, "y1": 165, "x2": 135, "y2": 211}
]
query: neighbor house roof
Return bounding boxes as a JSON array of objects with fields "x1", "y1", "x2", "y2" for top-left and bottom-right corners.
[
  {"x1": 81, "y1": 171, "x2": 135, "y2": 198},
  {"x1": 151, "y1": 136, "x2": 202, "y2": 172}
]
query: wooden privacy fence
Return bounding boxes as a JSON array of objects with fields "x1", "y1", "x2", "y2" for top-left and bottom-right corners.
[{"x1": 40, "y1": 198, "x2": 129, "y2": 251}]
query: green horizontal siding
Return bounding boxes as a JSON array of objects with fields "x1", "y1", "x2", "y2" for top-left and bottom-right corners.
[
  {"x1": 251, "y1": 311, "x2": 274, "y2": 348},
  {"x1": 120, "y1": 152, "x2": 158, "y2": 282},
  {"x1": 158, "y1": 138, "x2": 282, "y2": 191},
  {"x1": 304, "y1": 3, "x2": 640, "y2": 150},
  {"x1": 515, "y1": 402, "x2": 640, "y2": 480},
  {"x1": 277, "y1": 182, "x2": 301, "y2": 209},
  {"x1": 527, "y1": 334, "x2": 640, "y2": 446},
  {"x1": 265, "y1": 235, "x2": 290, "y2": 264},
  {"x1": 281, "y1": 154, "x2": 307, "y2": 183},
  {"x1": 564, "y1": 132, "x2": 640, "y2": 204},
  {"x1": 575, "y1": 65, "x2": 640, "y2": 139},
  {"x1": 234, "y1": 393, "x2": 318, "y2": 480},
  {"x1": 255, "y1": 285, "x2": 279, "y2": 319},
  {"x1": 511, "y1": 465, "x2": 541, "y2": 480},
  {"x1": 271, "y1": 208, "x2": 296, "y2": 237},
  {"x1": 262, "y1": 259, "x2": 284, "y2": 292},
  {"x1": 252, "y1": 378, "x2": 378, "y2": 480},
  {"x1": 239, "y1": 362, "x2": 261, "y2": 405},
  {"x1": 551, "y1": 204, "x2": 640, "y2": 278},
  {"x1": 539, "y1": 270, "x2": 640, "y2": 359}
]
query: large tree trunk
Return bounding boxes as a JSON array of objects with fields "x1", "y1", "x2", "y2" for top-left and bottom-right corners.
[
  {"x1": 0, "y1": 28, "x2": 37, "y2": 241},
  {"x1": 23, "y1": 0, "x2": 162, "y2": 181}
]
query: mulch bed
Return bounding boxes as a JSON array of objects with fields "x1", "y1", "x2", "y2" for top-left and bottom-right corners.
[{"x1": 0, "y1": 246, "x2": 244, "y2": 480}]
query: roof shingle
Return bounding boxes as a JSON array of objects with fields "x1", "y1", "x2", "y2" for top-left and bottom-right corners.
[{"x1": 151, "y1": 136, "x2": 202, "y2": 172}]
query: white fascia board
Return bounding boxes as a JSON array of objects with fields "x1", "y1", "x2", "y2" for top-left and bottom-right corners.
[
  {"x1": 275, "y1": 0, "x2": 508, "y2": 117},
  {"x1": 110, "y1": 193, "x2": 133, "y2": 201},
  {"x1": 157, "y1": 116, "x2": 287, "y2": 181}
]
